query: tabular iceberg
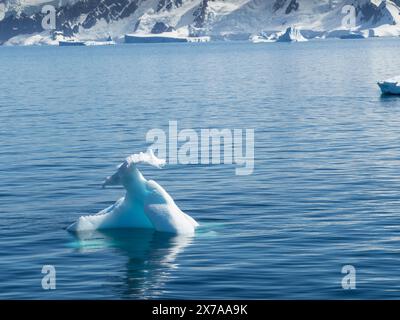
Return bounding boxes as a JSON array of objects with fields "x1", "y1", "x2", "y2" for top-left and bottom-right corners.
[{"x1": 67, "y1": 150, "x2": 199, "y2": 235}]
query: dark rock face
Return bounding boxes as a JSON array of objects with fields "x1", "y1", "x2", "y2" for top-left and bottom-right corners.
[
  {"x1": 0, "y1": 12, "x2": 42, "y2": 42},
  {"x1": 273, "y1": 0, "x2": 288, "y2": 13},
  {"x1": 193, "y1": 0, "x2": 209, "y2": 28},
  {"x1": 57, "y1": 0, "x2": 140, "y2": 34},
  {"x1": 151, "y1": 22, "x2": 175, "y2": 34},
  {"x1": 356, "y1": 1, "x2": 393, "y2": 25},
  {"x1": 272, "y1": 0, "x2": 299, "y2": 15},
  {"x1": 285, "y1": 0, "x2": 299, "y2": 14}
]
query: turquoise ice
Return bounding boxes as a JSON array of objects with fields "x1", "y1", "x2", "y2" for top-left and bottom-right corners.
[{"x1": 67, "y1": 150, "x2": 199, "y2": 234}]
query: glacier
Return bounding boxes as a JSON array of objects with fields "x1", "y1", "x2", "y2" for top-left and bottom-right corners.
[{"x1": 67, "y1": 149, "x2": 199, "y2": 235}]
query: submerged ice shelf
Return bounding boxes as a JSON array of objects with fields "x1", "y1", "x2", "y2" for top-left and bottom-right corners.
[{"x1": 67, "y1": 150, "x2": 199, "y2": 235}]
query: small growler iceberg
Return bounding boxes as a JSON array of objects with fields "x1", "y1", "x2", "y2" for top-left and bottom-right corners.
[{"x1": 67, "y1": 150, "x2": 199, "y2": 235}]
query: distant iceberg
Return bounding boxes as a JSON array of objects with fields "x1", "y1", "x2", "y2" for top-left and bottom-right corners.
[
  {"x1": 125, "y1": 33, "x2": 188, "y2": 43},
  {"x1": 59, "y1": 38, "x2": 115, "y2": 46},
  {"x1": 67, "y1": 150, "x2": 199, "y2": 235},
  {"x1": 250, "y1": 32, "x2": 277, "y2": 43},
  {"x1": 252, "y1": 27, "x2": 307, "y2": 43},
  {"x1": 378, "y1": 76, "x2": 400, "y2": 95},
  {"x1": 125, "y1": 32, "x2": 210, "y2": 44},
  {"x1": 59, "y1": 40, "x2": 86, "y2": 46},
  {"x1": 276, "y1": 27, "x2": 307, "y2": 42},
  {"x1": 84, "y1": 40, "x2": 116, "y2": 46},
  {"x1": 339, "y1": 32, "x2": 366, "y2": 40}
]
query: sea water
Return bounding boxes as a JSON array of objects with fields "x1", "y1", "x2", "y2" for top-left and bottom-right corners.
[{"x1": 1, "y1": 39, "x2": 400, "y2": 299}]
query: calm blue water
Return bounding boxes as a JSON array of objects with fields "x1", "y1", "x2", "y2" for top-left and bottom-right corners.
[{"x1": 1, "y1": 39, "x2": 400, "y2": 299}]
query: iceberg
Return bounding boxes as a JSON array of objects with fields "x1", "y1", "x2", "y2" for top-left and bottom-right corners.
[
  {"x1": 250, "y1": 32, "x2": 278, "y2": 43},
  {"x1": 276, "y1": 26, "x2": 307, "y2": 42},
  {"x1": 67, "y1": 150, "x2": 199, "y2": 235},
  {"x1": 125, "y1": 33, "x2": 188, "y2": 44},
  {"x1": 250, "y1": 27, "x2": 307, "y2": 43},
  {"x1": 59, "y1": 40, "x2": 86, "y2": 46},
  {"x1": 59, "y1": 39, "x2": 115, "y2": 46},
  {"x1": 378, "y1": 76, "x2": 400, "y2": 95},
  {"x1": 340, "y1": 32, "x2": 366, "y2": 40},
  {"x1": 84, "y1": 40, "x2": 116, "y2": 46}
]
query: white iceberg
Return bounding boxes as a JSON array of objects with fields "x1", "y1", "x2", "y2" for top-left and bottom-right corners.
[
  {"x1": 378, "y1": 76, "x2": 400, "y2": 95},
  {"x1": 67, "y1": 150, "x2": 199, "y2": 235},
  {"x1": 83, "y1": 40, "x2": 116, "y2": 46},
  {"x1": 250, "y1": 33, "x2": 277, "y2": 43},
  {"x1": 250, "y1": 27, "x2": 307, "y2": 44}
]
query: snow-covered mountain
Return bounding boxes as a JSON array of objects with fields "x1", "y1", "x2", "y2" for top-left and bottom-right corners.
[{"x1": 1, "y1": 0, "x2": 400, "y2": 45}]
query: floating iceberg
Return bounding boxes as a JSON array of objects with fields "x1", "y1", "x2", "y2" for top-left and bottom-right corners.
[
  {"x1": 340, "y1": 32, "x2": 366, "y2": 40},
  {"x1": 125, "y1": 33, "x2": 188, "y2": 43},
  {"x1": 124, "y1": 32, "x2": 209, "y2": 44},
  {"x1": 250, "y1": 33, "x2": 277, "y2": 43},
  {"x1": 59, "y1": 40, "x2": 86, "y2": 46},
  {"x1": 59, "y1": 39, "x2": 115, "y2": 46},
  {"x1": 67, "y1": 150, "x2": 199, "y2": 235},
  {"x1": 378, "y1": 76, "x2": 400, "y2": 95},
  {"x1": 251, "y1": 27, "x2": 307, "y2": 43},
  {"x1": 276, "y1": 27, "x2": 307, "y2": 42},
  {"x1": 84, "y1": 40, "x2": 116, "y2": 46}
]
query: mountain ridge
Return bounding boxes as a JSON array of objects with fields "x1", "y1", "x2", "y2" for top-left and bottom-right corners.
[{"x1": 1, "y1": 0, "x2": 400, "y2": 45}]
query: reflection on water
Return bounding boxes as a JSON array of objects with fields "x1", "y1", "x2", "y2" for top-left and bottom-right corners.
[
  {"x1": 69, "y1": 229, "x2": 193, "y2": 298},
  {"x1": 380, "y1": 93, "x2": 400, "y2": 101}
]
